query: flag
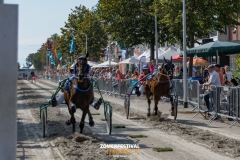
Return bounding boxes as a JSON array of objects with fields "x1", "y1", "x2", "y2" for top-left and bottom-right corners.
[
  {"x1": 50, "y1": 58, "x2": 55, "y2": 65},
  {"x1": 70, "y1": 36, "x2": 75, "y2": 54},
  {"x1": 58, "y1": 52, "x2": 62, "y2": 61},
  {"x1": 47, "y1": 50, "x2": 51, "y2": 56}
]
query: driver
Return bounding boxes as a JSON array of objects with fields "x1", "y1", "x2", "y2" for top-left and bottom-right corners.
[
  {"x1": 51, "y1": 56, "x2": 102, "y2": 110},
  {"x1": 135, "y1": 65, "x2": 150, "y2": 96}
]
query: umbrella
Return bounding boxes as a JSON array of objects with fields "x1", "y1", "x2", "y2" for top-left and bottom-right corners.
[
  {"x1": 187, "y1": 58, "x2": 209, "y2": 66},
  {"x1": 181, "y1": 41, "x2": 240, "y2": 57},
  {"x1": 119, "y1": 56, "x2": 139, "y2": 64},
  {"x1": 172, "y1": 55, "x2": 190, "y2": 62}
]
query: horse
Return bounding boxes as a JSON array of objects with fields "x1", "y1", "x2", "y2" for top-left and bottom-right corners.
[
  {"x1": 64, "y1": 53, "x2": 94, "y2": 133},
  {"x1": 144, "y1": 57, "x2": 175, "y2": 116}
]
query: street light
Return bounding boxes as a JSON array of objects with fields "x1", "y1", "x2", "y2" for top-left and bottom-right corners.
[
  {"x1": 80, "y1": 32, "x2": 88, "y2": 54},
  {"x1": 183, "y1": 0, "x2": 188, "y2": 108},
  {"x1": 154, "y1": 0, "x2": 158, "y2": 66}
]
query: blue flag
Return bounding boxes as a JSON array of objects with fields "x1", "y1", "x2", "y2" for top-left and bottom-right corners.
[
  {"x1": 70, "y1": 36, "x2": 75, "y2": 54},
  {"x1": 58, "y1": 52, "x2": 62, "y2": 61},
  {"x1": 50, "y1": 58, "x2": 55, "y2": 65},
  {"x1": 47, "y1": 50, "x2": 51, "y2": 56}
]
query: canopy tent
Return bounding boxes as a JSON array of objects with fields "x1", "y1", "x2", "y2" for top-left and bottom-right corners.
[
  {"x1": 172, "y1": 55, "x2": 190, "y2": 62},
  {"x1": 180, "y1": 41, "x2": 240, "y2": 57},
  {"x1": 137, "y1": 48, "x2": 165, "y2": 61},
  {"x1": 20, "y1": 65, "x2": 29, "y2": 70},
  {"x1": 187, "y1": 58, "x2": 209, "y2": 66},
  {"x1": 119, "y1": 56, "x2": 139, "y2": 64},
  {"x1": 29, "y1": 65, "x2": 35, "y2": 69},
  {"x1": 91, "y1": 65, "x2": 109, "y2": 68},
  {"x1": 88, "y1": 61, "x2": 99, "y2": 66},
  {"x1": 98, "y1": 61, "x2": 118, "y2": 66},
  {"x1": 157, "y1": 46, "x2": 180, "y2": 61},
  {"x1": 92, "y1": 60, "x2": 118, "y2": 68}
]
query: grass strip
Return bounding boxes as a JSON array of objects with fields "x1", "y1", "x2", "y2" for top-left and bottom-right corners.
[
  {"x1": 129, "y1": 134, "x2": 147, "y2": 138},
  {"x1": 153, "y1": 147, "x2": 173, "y2": 152}
]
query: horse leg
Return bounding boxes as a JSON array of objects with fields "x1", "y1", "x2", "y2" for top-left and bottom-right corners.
[
  {"x1": 88, "y1": 110, "x2": 94, "y2": 127},
  {"x1": 154, "y1": 95, "x2": 160, "y2": 115},
  {"x1": 65, "y1": 102, "x2": 76, "y2": 126},
  {"x1": 79, "y1": 110, "x2": 88, "y2": 134},
  {"x1": 170, "y1": 96, "x2": 174, "y2": 116},
  {"x1": 145, "y1": 86, "x2": 151, "y2": 117}
]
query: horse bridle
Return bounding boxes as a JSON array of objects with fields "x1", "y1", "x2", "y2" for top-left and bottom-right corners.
[{"x1": 77, "y1": 57, "x2": 88, "y2": 82}]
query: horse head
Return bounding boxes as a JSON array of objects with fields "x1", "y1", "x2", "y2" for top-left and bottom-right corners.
[
  {"x1": 163, "y1": 56, "x2": 174, "y2": 77},
  {"x1": 77, "y1": 53, "x2": 89, "y2": 82}
]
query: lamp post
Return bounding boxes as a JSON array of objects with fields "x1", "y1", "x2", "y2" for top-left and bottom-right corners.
[
  {"x1": 108, "y1": 35, "x2": 111, "y2": 67},
  {"x1": 154, "y1": 0, "x2": 158, "y2": 66},
  {"x1": 80, "y1": 32, "x2": 87, "y2": 54},
  {"x1": 183, "y1": 0, "x2": 188, "y2": 108}
]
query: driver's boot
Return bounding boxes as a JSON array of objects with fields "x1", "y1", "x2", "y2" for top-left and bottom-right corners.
[
  {"x1": 51, "y1": 96, "x2": 58, "y2": 107},
  {"x1": 91, "y1": 98, "x2": 103, "y2": 110}
]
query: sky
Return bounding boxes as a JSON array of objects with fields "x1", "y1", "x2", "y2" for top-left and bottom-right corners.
[{"x1": 4, "y1": 0, "x2": 99, "y2": 65}]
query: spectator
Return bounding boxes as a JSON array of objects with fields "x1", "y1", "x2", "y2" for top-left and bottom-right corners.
[
  {"x1": 202, "y1": 64, "x2": 221, "y2": 115},
  {"x1": 149, "y1": 60, "x2": 154, "y2": 73},
  {"x1": 224, "y1": 65, "x2": 232, "y2": 81},
  {"x1": 131, "y1": 71, "x2": 139, "y2": 80},
  {"x1": 173, "y1": 66, "x2": 183, "y2": 79},
  {"x1": 214, "y1": 64, "x2": 224, "y2": 86},
  {"x1": 231, "y1": 75, "x2": 238, "y2": 86},
  {"x1": 125, "y1": 70, "x2": 132, "y2": 79}
]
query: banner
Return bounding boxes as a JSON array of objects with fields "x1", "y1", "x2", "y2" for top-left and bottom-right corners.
[{"x1": 70, "y1": 36, "x2": 75, "y2": 54}]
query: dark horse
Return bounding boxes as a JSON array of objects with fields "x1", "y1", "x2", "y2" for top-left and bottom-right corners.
[
  {"x1": 144, "y1": 57, "x2": 174, "y2": 116},
  {"x1": 64, "y1": 53, "x2": 94, "y2": 133}
]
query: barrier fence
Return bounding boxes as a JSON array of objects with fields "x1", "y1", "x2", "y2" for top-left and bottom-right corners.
[{"x1": 40, "y1": 75, "x2": 240, "y2": 128}]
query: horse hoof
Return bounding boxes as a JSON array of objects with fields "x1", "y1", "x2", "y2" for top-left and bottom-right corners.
[
  {"x1": 89, "y1": 121, "x2": 94, "y2": 127},
  {"x1": 65, "y1": 119, "x2": 71, "y2": 125},
  {"x1": 147, "y1": 112, "x2": 151, "y2": 117}
]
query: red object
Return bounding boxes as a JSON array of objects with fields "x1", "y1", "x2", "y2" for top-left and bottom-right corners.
[
  {"x1": 32, "y1": 76, "x2": 36, "y2": 80},
  {"x1": 172, "y1": 55, "x2": 190, "y2": 61}
]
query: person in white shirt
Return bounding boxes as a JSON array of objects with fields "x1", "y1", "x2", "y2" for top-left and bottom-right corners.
[
  {"x1": 203, "y1": 64, "x2": 221, "y2": 114},
  {"x1": 224, "y1": 65, "x2": 232, "y2": 81}
]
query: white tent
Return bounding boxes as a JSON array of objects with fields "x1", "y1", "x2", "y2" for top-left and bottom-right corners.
[
  {"x1": 29, "y1": 65, "x2": 35, "y2": 69},
  {"x1": 98, "y1": 61, "x2": 118, "y2": 66},
  {"x1": 119, "y1": 56, "x2": 139, "y2": 64},
  {"x1": 158, "y1": 46, "x2": 179, "y2": 60},
  {"x1": 92, "y1": 65, "x2": 109, "y2": 68},
  {"x1": 137, "y1": 48, "x2": 165, "y2": 62},
  {"x1": 88, "y1": 61, "x2": 99, "y2": 66}
]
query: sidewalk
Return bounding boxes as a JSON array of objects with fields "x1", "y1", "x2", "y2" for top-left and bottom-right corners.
[{"x1": 38, "y1": 79, "x2": 240, "y2": 141}]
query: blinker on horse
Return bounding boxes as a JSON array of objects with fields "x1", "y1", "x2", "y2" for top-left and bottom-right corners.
[{"x1": 64, "y1": 52, "x2": 95, "y2": 133}]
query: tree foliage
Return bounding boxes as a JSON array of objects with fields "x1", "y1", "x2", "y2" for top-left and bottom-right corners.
[
  {"x1": 155, "y1": 0, "x2": 240, "y2": 48},
  {"x1": 58, "y1": 5, "x2": 108, "y2": 58},
  {"x1": 25, "y1": 53, "x2": 35, "y2": 67},
  {"x1": 96, "y1": 0, "x2": 160, "y2": 60}
]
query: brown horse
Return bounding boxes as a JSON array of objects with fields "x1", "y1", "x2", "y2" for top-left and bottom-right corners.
[
  {"x1": 64, "y1": 53, "x2": 94, "y2": 133},
  {"x1": 145, "y1": 57, "x2": 174, "y2": 116}
]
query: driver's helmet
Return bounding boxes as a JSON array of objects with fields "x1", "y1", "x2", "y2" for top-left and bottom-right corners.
[
  {"x1": 142, "y1": 65, "x2": 149, "y2": 70},
  {"x1": 69, "y1": 63, "x2": 74, "y2": 70}
]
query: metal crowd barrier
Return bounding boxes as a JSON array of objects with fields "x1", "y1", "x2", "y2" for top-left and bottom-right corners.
[{"x1": 41, "y1": 76, "x2": 240, "y2": 128}]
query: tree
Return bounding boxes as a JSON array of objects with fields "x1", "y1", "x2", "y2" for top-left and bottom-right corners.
[
  {"x1": 59, "y1": 5, "x2": 108, "y2": 59},
  {"x1": 96, "y1": 0, "x2": 160, "y2": 60},
  {"x1": 17, "y1": 62, "x2": 20, "y2": 70},
  {"x1": 26, "y1": 53, "x2": 35, "y2": 67},
  {"x1": 155, "y1": 0, "x2": 240, "y2": 48}
]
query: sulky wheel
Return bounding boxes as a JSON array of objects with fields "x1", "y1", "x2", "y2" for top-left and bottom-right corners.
[
  {"x1": 173, "y1": 96, "x2": 178, "y2": 120},
  {"x1": 124, "y1": 96, "x2": 130, "y2": 119},
  {"x1": 41, "y1": 109, "x2": 46, "y2": 138},
  {"x1": 106, "y1": 103, "x2": 112, "y2": 134}
]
